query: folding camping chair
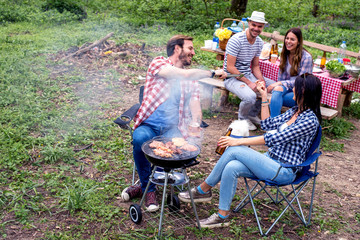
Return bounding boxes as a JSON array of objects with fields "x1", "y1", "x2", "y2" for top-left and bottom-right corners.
[
  {"x1": 233, "y1": 126, "x2": 322, "y2": 236},
  {"x1": 114, "y1": 86, "x2": 144, "y2": 185}
]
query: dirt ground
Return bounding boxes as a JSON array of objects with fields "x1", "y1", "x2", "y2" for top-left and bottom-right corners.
[
  {"x1": 4, "y1": 42, "x2": 359, "y2": 239},
  {"x1": 110, "y1": 43, "x2": 360, "y2": 239}
]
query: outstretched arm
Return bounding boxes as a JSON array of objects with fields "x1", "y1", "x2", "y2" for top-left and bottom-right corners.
[{"x1": 158, "y1": 66, "x2": 227, "y2": 81}]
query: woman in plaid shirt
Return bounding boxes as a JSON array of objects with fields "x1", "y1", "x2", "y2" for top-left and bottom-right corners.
[
  {"x1": 179, "y1": 74, "x2": 322, "y2": 228},
  {"x1": 267, "y1": 28, "x2": 313, "y2": 117}
]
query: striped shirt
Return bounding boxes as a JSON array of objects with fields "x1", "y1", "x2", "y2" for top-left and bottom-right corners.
[
  {"x1": 261, "y1": 107, "x2": 319, "y2": 165},
  {"x1": 223, "y1": 30, "x2": 263, "y2": 74},
  {"x1": 278, "y1": 50, "x2": 313, "y2": 89}
]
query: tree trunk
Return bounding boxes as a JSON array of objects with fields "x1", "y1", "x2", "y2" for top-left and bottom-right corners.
[
  {"x1": 230, "y1": 0, "x2": 248, "y2": 17},
  {"x1": 312, "y1": 0, "x2": 320, "y2": 17}
]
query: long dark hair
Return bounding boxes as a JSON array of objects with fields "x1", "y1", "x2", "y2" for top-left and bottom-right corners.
[
  {"x1": 294, "y1": 74, "x2": 322, "y2": 123},
  {"x1": 166, "y1": 35, "x2": 193, "y2": 57},
  {"x1": 279, "y1": 28, "x2": 309, "y2": 76}
]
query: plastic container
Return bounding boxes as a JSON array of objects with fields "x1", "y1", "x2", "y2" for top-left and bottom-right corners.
[
  {"x1": 231, "y1": 21, "x2": 237, "y2": 28},
  {"x1": 213, "y1": 22, "x2": 220, "y2": 49},
  {"x1": 241, "y1": 18, "x2": 248, "y2": 29},
  {"x1": 338, "y1": 41, "x2": 347, "y2": 59},
  {"x1": 343, "y1": 58, "x2": 351, "y2": 65},
  {"x1": 213, "y1": 22, "x2": 220, "y2": 37}
]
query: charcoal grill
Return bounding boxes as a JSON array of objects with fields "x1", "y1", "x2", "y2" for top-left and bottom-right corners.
[{"x1": 129, "y1": 137, "x2": 201, "y2": 237}]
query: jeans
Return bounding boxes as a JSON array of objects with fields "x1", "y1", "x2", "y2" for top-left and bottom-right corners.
[
  {"x1": 204, "y1": 146, "x2": 296, "y2": 211},
  {"x1": 224, "y1": 73, "x2": 275, "y2": 119},
  {"x1": 132, "y1": 124, "x2": 182, "y2": 192},
  {"x1": 270, "y1": 85, "x2": 296, "y2": 117}
]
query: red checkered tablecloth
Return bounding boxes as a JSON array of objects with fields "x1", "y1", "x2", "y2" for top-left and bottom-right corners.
[{"x1": 259, "y1": 60, "x2": 360, "y2": 108}]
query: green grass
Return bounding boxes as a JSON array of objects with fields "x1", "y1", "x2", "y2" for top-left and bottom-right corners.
[{"x1": 1, "y1": 4, "x2": 359, "y2": 239}]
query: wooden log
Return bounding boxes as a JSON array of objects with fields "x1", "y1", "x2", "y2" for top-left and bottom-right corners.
[{"x1": 59, "y1": 32, "x2": 114, "y2": 62}]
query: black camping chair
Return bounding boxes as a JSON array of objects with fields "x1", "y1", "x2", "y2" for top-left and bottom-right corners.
[
  {"x1": 233, "y1": 125, "x2": 322, "y2": 236},
  {"x1": 113, "y1": 86, "x2": 209, "y2": 184},
  {"x1": 114, "y1": 86, "x2": 144, "y2": 185}
]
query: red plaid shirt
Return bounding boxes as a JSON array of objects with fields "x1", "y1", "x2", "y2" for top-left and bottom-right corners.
[{"x1": 133, "y1": 56, "x2": 200, "y2": 136}]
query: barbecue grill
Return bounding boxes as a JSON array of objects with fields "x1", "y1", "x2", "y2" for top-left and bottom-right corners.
[{"x1": 129, "y1": 137, "x2": 201, "y2": 237}]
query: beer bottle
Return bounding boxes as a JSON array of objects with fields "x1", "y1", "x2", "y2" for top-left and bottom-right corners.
[
  {"x1": 215, "y1": 128, "x2": 233, "y2": 155},
  {"x1": 320, "y1": 51, "x2": 326, "y2": 69},
  {"x1": 274, "y1": 43, "x2": 279, "y2": 56},
  {"x1": 269, "y1": 44, "x2": 275, "y2": 61}
]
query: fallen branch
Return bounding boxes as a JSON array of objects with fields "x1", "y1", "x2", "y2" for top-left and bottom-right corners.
[
  {"x1": 260, "y1": 203, "x2": 277, "y2": 211},
  {"x1": 58, "y1": 32, "x2": 114, "y2": 62}
]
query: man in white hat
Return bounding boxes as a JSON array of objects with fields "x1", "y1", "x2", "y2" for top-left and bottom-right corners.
[{"x1": 223, "y1": 11, "x2": 275, "y2": 130}]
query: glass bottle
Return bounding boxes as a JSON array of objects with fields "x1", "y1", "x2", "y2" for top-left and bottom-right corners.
[
  {"x1": 269, "y1": 44, "x2": 275, "y2": 61},
  {"x1": 215, "y1": 128, "x2": 233, "y2": 155},
  {"x1": 320, "y1": 52, "x2": 326, "y2": 69},
  {"x1": 274, "y1": 43, "x2": 279, "y2": 56}
]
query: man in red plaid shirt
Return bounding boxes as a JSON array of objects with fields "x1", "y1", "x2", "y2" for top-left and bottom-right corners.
[{"x1": 121, "y1": 35, "x2": 227, "y2": 212}]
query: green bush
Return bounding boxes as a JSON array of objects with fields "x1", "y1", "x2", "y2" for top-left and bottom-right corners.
[{"x1": 42, "y1": 0, "x2": 87, "y2": 21}]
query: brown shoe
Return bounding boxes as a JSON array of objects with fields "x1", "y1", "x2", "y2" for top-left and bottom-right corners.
[
  {"x1": 145, "y1": 191, "x2": 159, "y2": 212},
  {"x1": 200, "y1": 213, "x2": 230, "y2": 228},
  {"x1": 178, "y1": 187, "x2": 212, "y2": 203},
  {"x1": 121, "y1": 184, "x2": 142, "y2": 201}
]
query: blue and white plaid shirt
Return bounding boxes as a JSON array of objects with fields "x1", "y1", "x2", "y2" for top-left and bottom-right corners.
[{"x1": 261, "y1": 107, "x2": 319, "y2": 166}]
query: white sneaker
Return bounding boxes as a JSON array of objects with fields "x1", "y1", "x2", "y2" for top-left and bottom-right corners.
[
  {"x1": 245, "y1": 119, "x2": 257, "y2": 131},
  {"x1": 248, "y1": 115, "x2": 261, "y2": 125}
]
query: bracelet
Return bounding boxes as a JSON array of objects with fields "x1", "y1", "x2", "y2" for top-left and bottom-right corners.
[
  {"x1": 261, "y1": 103, "x2": 269, "y2": 106},
  {"x1": 262, "y1": 100, "x2": 269, "y2": 104}
]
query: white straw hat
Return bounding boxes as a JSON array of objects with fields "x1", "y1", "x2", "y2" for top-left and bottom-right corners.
[{"x1": 248, "y1": 11, "x2": 268, "y2": 24}]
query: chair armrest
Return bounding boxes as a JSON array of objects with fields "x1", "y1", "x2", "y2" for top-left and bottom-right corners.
[
  {"x1": 280, "y1": 151, "x2": 322, "y2": 168},
  {"x1": 113, "y1": 103, "x2": 140, "y2": 128}
]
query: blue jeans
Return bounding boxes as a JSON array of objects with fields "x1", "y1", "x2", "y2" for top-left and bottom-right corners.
[
  {"x1": 204, "y1": 146, "x2": 296, "y2": 211},
  {"x1": 132, "y1": 124, "x2": 182, "y2": 192},
  {"x1": 224, "y1": 73, "x2": 275, "y2": 120},
  {"x1": 270, "y1": 86, "x2": 296, "y2": 118}
]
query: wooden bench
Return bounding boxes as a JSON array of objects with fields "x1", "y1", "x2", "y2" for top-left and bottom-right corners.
[{"x1": 199, "y1": 77, "x2": 338, "y2": 120}]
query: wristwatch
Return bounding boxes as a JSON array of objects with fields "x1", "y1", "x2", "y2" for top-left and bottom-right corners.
[{"x1": 210, "y1": 70, "x2": 216, "y2": 78}]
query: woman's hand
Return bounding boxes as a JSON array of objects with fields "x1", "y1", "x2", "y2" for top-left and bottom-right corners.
[
  {"x1": 256, "y1": 80, "x2": 267, "y2": 98},
  {"x1": 267, "y1": 82, "x2": 282, "y2": 93},
  {"x1": 217, "y1": 136, "x2": 241, "y2": 148}
]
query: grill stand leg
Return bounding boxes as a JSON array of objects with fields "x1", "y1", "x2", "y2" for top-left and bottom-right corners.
[
  {"x1": 139, "y1": 166, "x2": 156, "y2": 207},
  {"x1": 158, "y1": 171, "x2": 169, "y2": 237},
  {"x1": 184, "y1": 169, "x2": 201, "y2": 229}
]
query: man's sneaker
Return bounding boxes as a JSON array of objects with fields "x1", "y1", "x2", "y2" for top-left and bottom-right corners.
[
  {"x1": 121, "y1": 184, "x2": 142, "y2": 201},
  {"x1": 200, "y1": 213, "x2": 230, "y2": 228},
  {"x1": 145, "y1": 191, "x2": 159, "y2": 212},
  {"x1": 248, "y1": 115, "x2": 261, "y2": 125},
  {"x1": 178, "y1": 187, "x2": 212, "y2": 203},
  {"x1": 245, "y1": 119, "x2": 257, "y2": 131}
]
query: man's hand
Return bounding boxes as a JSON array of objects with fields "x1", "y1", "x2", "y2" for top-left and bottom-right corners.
[
  {"x1": 248, "y1": 81, "x2": 258, "y2": 92},
  {"x1": 214, "y1": 69, "x2": 227, "y2": 79}
]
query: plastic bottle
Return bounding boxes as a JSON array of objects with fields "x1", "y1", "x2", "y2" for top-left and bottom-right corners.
[
  {"x1": 212, "y1": 22, "x2": 220, "y2": 49},
  {"x1": 213, "y1": 22, "x2": 220, "y2": 37},
  {"x1": 338, "y1": 41, "x2": 347, "y2": 60},
  {"x1": 241, "y1": 18, "x2": 248, "y2": 30},
  {"x1": 231, "y1": 20, "x2": 237, "y2": 28},
  {"x1": 215, "y1": 128, "x2": 232, "y2": 155}
]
